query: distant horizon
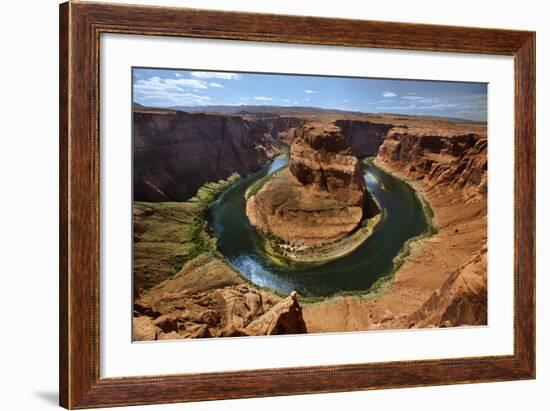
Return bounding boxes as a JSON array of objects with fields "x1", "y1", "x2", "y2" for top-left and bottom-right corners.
[
  {"x1": 133, "y1": 102, "x2": 487, "y2": 124},
  {"x1": 133, "y1": 68, "x2": 488, "y2": 122}
]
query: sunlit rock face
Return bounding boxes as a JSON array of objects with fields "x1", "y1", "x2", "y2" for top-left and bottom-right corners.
[
  {"x1": 289, "y1": 123, "x2": 368, "y2": 208},
  {"x1": 376, "y1": 125, "x2": 487, "y2": 202},
  {"x1": 246, "y1": 123, "x2": 379, "y2": 247},
  {"x1": 410, "y1": 244, "x2": 488, "y2": 328}
]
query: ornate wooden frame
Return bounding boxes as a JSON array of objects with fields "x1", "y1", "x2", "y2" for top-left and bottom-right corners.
[{"x1": 59, "y1": 1, "x2": 536, "y2": 408}]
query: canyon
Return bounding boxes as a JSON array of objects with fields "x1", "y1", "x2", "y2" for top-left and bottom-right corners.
[
  {"x1": 133, "y1": 106, "x2": 393, "y2": 202},
  {"x1": 132, "y1": 105, "x2": 488, "y2": 339},
  {"x1": 304, "y1": 118, "x2": 488, "y2": 332},
  {"x1": 133, "y1": 107, "x2": 304, "y2": 201}
]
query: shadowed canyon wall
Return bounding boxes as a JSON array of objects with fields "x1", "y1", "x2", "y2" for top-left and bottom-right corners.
[
  {"x1": 133, "y1": 109, "x2": 304, "y2": 201},
  {"x1": 133, "y1": 109, "x2": 392, "y2": 201},
  {"x1": 335, "y1": 119, "x2": 393, "y2": 157}
]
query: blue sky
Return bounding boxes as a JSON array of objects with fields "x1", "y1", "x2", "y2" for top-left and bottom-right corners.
[{"x1": 133, "y1": 68, "x2": 487, "y2": 121}]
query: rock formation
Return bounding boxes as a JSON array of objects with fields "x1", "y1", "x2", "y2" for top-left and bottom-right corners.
[
  {"x1": 133, "y1": 108, "x2": 303, "y2": 201},
  {"x1": 334, "y1": 119, "x2": 392, "y2": 157},
  {"x1": 246, "y1": 123, "x2": 379, "y2": 250},
  {"x1": 289, "y1": 123, "x2": 368, "y2": 208},
  {"x1": 134, "y1": 281, "x2": 307, "y2": 340},
  {"x1": 377, "y1": 124, "x2": 487, "y2": 201},
  {"x1": 245, "y1": 291, "x2": 307, "y2": 336},
  {"x1": 409, "y1": 244, "x2": 488, "y2": 328}
]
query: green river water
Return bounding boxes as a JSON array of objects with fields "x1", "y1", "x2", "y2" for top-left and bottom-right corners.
[{"x1": 207, "y1": 155, "x2": 431, "y2": 297}]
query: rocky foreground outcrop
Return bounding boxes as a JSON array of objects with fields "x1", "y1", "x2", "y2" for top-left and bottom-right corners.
[
  {"x1": 134, "y1": 255, "x2": 306, "y2": 340},
  {"x1": 134, "y1": 108, "x2": 304, "y2": 201},
  {"x1": 246, "y1": 123, "x2": 379, "y2": 249},
  {"x1": 132, "y1": 175, "x2": 308, "y2": 341}
]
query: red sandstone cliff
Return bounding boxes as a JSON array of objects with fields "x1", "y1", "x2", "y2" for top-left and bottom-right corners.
[
  {"x1": 133, "y1": 108, "x2": 304, "y2": 201},
  {"x1": 409, "y1": 244, "x2": 488, "y2": 328},
  {"x1": 377, "y1": 124, "x2": 487, "y2": 201},
  {"x1": 367, "y1": 121, "x2": 489, "y2": 329}
]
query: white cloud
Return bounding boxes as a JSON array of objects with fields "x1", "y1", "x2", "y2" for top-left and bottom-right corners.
[
  {"x1": 174, "y1": 73, "x2": 182, "y2": 77},
  {"x1": 134, "y1": 76, "x2": 214, "y2": 106},
  {"x1": 209, "y1": 82, "x2": 224, "y2": 88},
  {"x1": 190, "y1": 71, "x2": 241, "y2": 80},
  {"x1": 372, "y1": 91, "x2": 486, "y2": 120},
  {"x1": 304, "y1": 98, "x2": 311, "y2": 102},
  {"x1": 281, "y1": 99, "x2": 300, "y2": 106},
  {"x1": 423, "y1": 103, "x2": 460, "y2": 109},
  {"x1": 376, "y1": 103, "x2": 461, "y2": 111},
  {"x1": 254, "y1": 96, "x2": 274, "y2": 101},
  {"x1": 304, "y1": 89, "x2": 318, "y2": 94},
  {"x1": 382, "y1": 91, "x2": 398, "y2": 98},
  {"x1": 135, "y1": 77, "x2": 210, "y2": 93},
  {"x1": 140, "y1": 92, "x2": 211, "y2": 106}
]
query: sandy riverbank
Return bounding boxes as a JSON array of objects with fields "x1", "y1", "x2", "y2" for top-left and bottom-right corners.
[{"x1": 263, "y1": 210, "x2": 383, "y2": 266}]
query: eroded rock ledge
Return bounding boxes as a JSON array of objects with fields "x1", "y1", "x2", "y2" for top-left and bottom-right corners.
[
  {"x1": 377, "y1": 124, "x2": 487, "y2": 202},
  {"x1": 134, "y1": 255, "x2": 307, "y2": 340},
  {"x1": 245, "y1": 123, "x2": 380, "y2": 263}
]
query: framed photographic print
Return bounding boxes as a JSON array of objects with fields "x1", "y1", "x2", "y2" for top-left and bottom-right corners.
[{"x1": 59, "y1": 1, "x2": 535, "y2": 408}]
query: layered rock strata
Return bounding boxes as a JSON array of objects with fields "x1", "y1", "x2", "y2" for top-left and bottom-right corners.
[
  {"x1": 409, "y1": 244, "x2": 488, "y2": 328},
  {"x1": 133, "y1": 109, "x2": 489, "y2": 336},
  {"x1": 133, "y1": 108, "x2": 303, "y2": 201},
  {"x1": 377, "y1": 125, "x2": 487, "y2": 201},
  {"x1": 134, "y1": 255, "x2": 307, "y2": 340},
  {"x1": 246, "y1": 123, "x2": 380, "y2": 259},
  {"x1": 303, "y1": 121, "x2": 488, "y2": 332}
]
